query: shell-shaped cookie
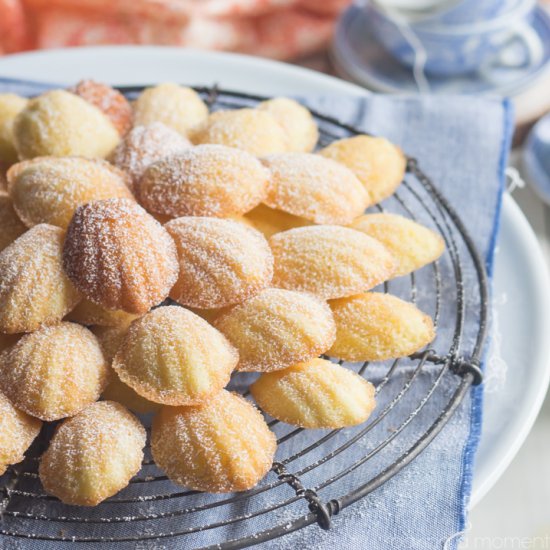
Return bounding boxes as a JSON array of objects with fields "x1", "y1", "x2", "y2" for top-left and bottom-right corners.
[
  {"x1": 133, "y1": 83, "x2": 208, "y2": 137},
  {"x1": 7, "y1": 157, "x2": 134, "y2": 229},
  {"x1": 0, "y1": 322, "x2": 109, "y2": 421},
  {"x1": 328, "y1": 293, "x2": 436, "y2": 362},
  {"x1": 0, "y1": 392, "x2": 42, "y2": 475},
  {"x1": 192, "y1": 108, "x2": 288, "y2": 156},
  {"x1": 251, "y1": 358, "x2": 376, "y2": 428},
  {"x1": 70, "y1": 80, "x2": 133, "y2": 136},
  {"x1": 214, "y1": 288, "x2": 336, "y2": 372},
  {"x1": 138, "y1": 144, "x2": 269, "y2": 218},
  {"x1": 165, "y1": 217, "x2": 273, "y2": 309},
  {"x1": 256, "y1": 97, "x2": 318, "y2": 153},
  {"x1": 0, "y1": 93, "x2": 28, "y2": 165},
  {"x1": 39, "y1": 401, "x2": 145, "y2": 506},
  {"x1": 262, "y1": 153, "x2": 370, "y2": 225},
  {"x1": 113, "y1": 306, "x2": 238, "y2": 406},
  {"x1": 319, "y1": 135, "x2": 406, "y2": 204},
  {"x1": 0, "y1": 192, "x2": 26, "y2": 252},
  {"x1": 92, "y1": 323, "x2": 160, "y2": 414},
  {"x1": 66, "y1": 298, "x2": 140, "y2": 328},
  {"x1": 151, "y1": 390, "x2": 276, "y2": 493},
  {"x1": 244, "y1": 203, "x2": 311, "y2": 239},
  {"x1": 269, "y1": 225, "x2": 396, "y2": 300},
  {"x1": 111, "y1": 123, "x2": 191, "y2": 192},
  {"x1": 0, "y1": 224, "x2": 81, "y2": 333},
  {"x1": 350, "y1": 213, "x2": 445, "y2": 277},
  {"x1": 63, "y1": 198, "x2": 178, "y2": 314},
  {"x1": 13, "y1": 90, "x2": 120, "y2": 160}
]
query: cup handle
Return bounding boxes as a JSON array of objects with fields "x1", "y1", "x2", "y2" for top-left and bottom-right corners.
[{"x1": 479, "y1": 21, "x2": 543, "y2": 77}]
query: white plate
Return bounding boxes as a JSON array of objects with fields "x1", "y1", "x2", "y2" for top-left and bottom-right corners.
[{"x1": 1, "y1": 46, "x2": 549, "y2": 506}]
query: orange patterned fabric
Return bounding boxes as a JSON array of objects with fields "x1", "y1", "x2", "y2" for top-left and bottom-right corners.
[{"x1": 0, "y1": 0, "x2": 351, "y2": 59}]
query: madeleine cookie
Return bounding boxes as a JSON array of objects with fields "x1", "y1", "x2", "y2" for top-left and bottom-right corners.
[
  {"x1": 70, "y1": 80, "x2": 133, "y2": 136},
  {"x1": 13, "y1": 90, "x2": 120, "y2": 160},
  {"x1": 319, "y1": 135, "x2": 406, "y2": 204},
  {"x1": 7, "y1": 157, "x2": 133, "y2": 229},
  {"x1": 39, "y1": 401, "x2": 145, "y2": 506},
  {"x1": 269, "y1": 225, "x2": 396, "y2": 300},
  {"x1": 0, "y1": 224, "x2": 81, "y2": 334},
  {"x1": 0, "y1": 391, "x2": 42, "y2": 475},
  {"x1": 111, "y1": 123, "x2": 191, "y2": 191},
  {"x1": 113, "y1": 306, "x2": 238, "y2": 406},
  {"x1": 0, "y1": 93, "x2": 28, "y2": 165},
  {"x1": 251, "y1": 358, "x2": 376, "y2": 429},
  {"x1": 133, "y1": 83, "x2": 208, "y2": 137},
  {"x1": 138, "y1": 144, "x2": 269, "y2": 218},
  {"x1": 214, "y1": 288, "x2": 335, "y2": 372},
  {"x1": 328, "y1": 293, "x2": 436, "y2": 362},
  {"x1": 0, "y1": 192, "x2": 26, "y2": 252},
  {"x1": 92, "y1": 322, "x2": 161, "y2": 414},
  {"x1": 152, "y1": 391, "x2": 276, "y2": 493},
  {"x1": 244, "y1": 203, "x2": 311, "y2": 239},
  {"x1": 262, "y1": 153, "x2": 370, "y2": 224},
  {"x1": 166, "y1": 217, "x2": 273, "y2": 309},
  {"x1": 256, "y1": 97, "x2": 318, "y2": 152},
  {"x1": 350, "y1": 213, "x2": 445, "y2": 277},
  {"x1": 63, "y1": 198, "x2": 178, "y2": 314},
  {"x1": 192, "y1": 108, "x2": 288, "y2": 156},
  {"x1": 0, "y1": 322, "x2": 109, "y2": 421}
]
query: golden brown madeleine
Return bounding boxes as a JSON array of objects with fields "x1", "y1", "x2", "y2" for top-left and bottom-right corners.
[
  {"x1": 70, "y1": 79, "x2": 133, "y2": 136},
  {"x1": 137, "y1": 145, "x2": 269, "y2": 218},
  {"x1": 319, "y1": 135, "x2": 406, "y2": 204},
  {"x1": 244, "y1": 203, "x2": 311, "y2": 239},
  {"x1": 0, "y1": 93, "x2": 28, "y2": 165},
  {"x1": 251, "y1": 358, "x2": 376, "y2": 429},
  {"x1": 151, "y1": 391, "x2": 276, "y2": 493},
  {"x1": 0, "y1": 322, "x2": 109, "y2": 421},
  {"x1": 133, "y1": 83, "x2": 208, "y2": 137},
  {"x1": 113, "y1": 306, "x2": 238, "y2": 406},
  {"x1": 214, "y1": 288, "x2": 336, "y2": 372},
  {"x1": 269, "y1": 225, "x2": 396, "y2": 300},
  {"x1": 63, "y1": 198, "x2": 178, "y2": 314},
  {"x1": 92, "y1": 322, "x2": 160, "y2": 414},
  {"x1": 39, "y1": 401, "x2": 145, "y2": 506},
  {"x1": 165, "y1": 217, "x2": 273, "y2": 309},
  {"x1": 256, "y1": 97, "x2": 318, "y2": 153},
  {"x1": 0, "y1": 391, "x2": 42, "y2": 475},
  {"x1": 328, "y1": 293, "x2": 436, "y2": 362},
  {"x1": 111, "y1": 123, "x2": 191, "y2": 192},
  {"x1": 0, "y1": 192, "x2": 26, "y2": 252},
  {"x1": 7, "y1": 157, "x2": 134, "y2": 229},
  {"x1": 192, "y1": 108, "x2": 288, "y2": 156},
  {"x1": 0, "y1": 224, "x2": 81, "y2": 333},
  {"x1": 67, "y1": 298, "x2": 139, "y2": 327},
  {"x1": 350, "y1": 213, "x2": 445, "y2": 277},
  {"x1": 13, "y1": 90, "x2": 120, "y2": 160},
  {"x1": 261, "y1": 153, "x2": 370, "y2": 225}
]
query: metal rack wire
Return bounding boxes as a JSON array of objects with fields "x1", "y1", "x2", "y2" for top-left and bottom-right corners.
[{"x1": 0, "y1": 86, "x2": 488, "y2": 549}]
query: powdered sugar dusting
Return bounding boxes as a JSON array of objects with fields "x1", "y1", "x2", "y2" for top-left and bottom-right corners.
[
  {"x1": 63, "y1": 198, "x2": 179, "y2": 314},
  {"x1": 262, "y1": 152, "x2": 370, "y2": 224},
  {"x1": 165, "y1": 216, "x2": 273, "y2": 309},
  {"x1": 138, "y1": 144, "x2": 269, "y2": 217}
]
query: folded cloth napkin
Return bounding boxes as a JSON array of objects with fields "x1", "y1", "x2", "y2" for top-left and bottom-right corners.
[{"x1": 0, "y1": 79, "x2": 513, "y2": 550}]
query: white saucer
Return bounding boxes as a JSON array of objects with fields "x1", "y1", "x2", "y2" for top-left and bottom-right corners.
[
  {"x1": 332, "y1": 4, "x2": 550, "y2": 97},
  {"x1": 0, "y1": 46, "x2": 548, "y2": 506}
]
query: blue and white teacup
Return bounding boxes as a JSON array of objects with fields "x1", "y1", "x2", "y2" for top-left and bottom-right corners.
[{"x1": 369, "y1": 0, "x2": 543, "y2": 76}]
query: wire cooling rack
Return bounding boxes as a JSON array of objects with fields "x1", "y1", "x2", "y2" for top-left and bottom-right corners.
[{"x1": 0, "y1": 86, "x2": 488, "y2": 549}]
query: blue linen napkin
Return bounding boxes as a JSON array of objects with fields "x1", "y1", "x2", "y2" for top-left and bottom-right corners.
[{"x1": 0, "y1": 78, "x2": 513, "y2": 550}]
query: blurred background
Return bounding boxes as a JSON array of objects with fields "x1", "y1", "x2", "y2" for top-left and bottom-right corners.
[{"x1": 1, "y1": 0, "x2": 549, "y2": 546}]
